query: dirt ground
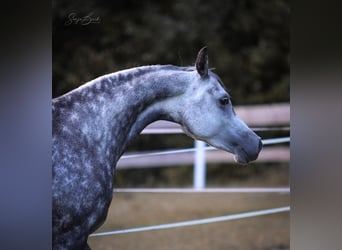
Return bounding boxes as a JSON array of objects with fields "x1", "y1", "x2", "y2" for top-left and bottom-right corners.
[{"x1": 88, "y1": 192, "x2": 289, "y2": 250}]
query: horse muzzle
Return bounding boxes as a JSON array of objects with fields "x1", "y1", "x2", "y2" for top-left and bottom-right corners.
[{"x1": 234, "y1": 137, "x2": 263, "y2": 164}]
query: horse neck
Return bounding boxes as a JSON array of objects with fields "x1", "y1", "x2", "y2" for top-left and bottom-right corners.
[
  {"x1": 57, "y1": 65, "x2": 191, "y2": 162},
  {"x1": 117, "y1": 66, "x2": 192, "y2": 140}
]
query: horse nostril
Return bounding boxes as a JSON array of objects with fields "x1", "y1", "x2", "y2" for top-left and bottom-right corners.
[{"x1": 258, "y1": 139, "x2": 263, "y2": 151}]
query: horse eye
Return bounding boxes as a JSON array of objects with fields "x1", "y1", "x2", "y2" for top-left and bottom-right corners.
[{"x1": 219, "y1": 97, "x2": 230, "y2": 105}]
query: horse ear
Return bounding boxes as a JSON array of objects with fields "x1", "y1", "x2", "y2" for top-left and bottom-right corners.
[{"x1": 195, "y1": 46, "x2": 208, "y2": 78}]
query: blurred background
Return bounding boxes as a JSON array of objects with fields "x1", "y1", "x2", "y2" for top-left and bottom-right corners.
[
  {"x1": 53, "y1": 0, "x2": 289, "y2": 105},
  {"x1": 53, "y1": 0, "x2": 289, "y2": 249}
]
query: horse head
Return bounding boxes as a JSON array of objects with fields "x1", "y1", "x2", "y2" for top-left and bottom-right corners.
[{"x1": 178, "y1": 47, "x2": 262, "y2": 163}]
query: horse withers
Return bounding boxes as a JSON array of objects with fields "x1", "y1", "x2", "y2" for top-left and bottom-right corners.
[{"x1": 52, "y1": 47, "x2": 262, "y2": 249}]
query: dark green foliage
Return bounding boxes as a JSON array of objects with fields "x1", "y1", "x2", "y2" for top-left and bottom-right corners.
[{"x1": 53, "y1": 0, "x2": 289, "y2": 104}]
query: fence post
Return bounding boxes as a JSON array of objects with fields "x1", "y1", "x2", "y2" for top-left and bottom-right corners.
[{"x1": 193, "y1": 140, "x2": 206, "y2": 189}]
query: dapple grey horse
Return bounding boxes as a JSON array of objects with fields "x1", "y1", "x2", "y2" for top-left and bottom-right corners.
[{"x1": 52, "y1": 47, "x2": 262, "y2": 249}]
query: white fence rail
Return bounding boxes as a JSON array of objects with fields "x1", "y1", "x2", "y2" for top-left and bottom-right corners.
[
  {"x1": 117, "y1": 146, "x2": 289, "y2": 169},
  {"x1": 90, "y1": 206, "x2": 290, "y2": 237},
  {"x1": 113, "y1": 187, "x2": 290, "y2": 193}
]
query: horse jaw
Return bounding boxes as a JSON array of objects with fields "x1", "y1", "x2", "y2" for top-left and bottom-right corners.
[{"x1": 181, "y1": 121, "x2": 262, "y2": 164}]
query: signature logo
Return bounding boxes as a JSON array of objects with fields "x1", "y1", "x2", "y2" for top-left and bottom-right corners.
[{"x1": 64, "y1": 12, "x2": 101, "y2": 26}]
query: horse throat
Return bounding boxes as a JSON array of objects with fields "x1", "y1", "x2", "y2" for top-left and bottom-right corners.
[
  {"x1": 95, "y1": 66, "x2": 189, "y2": 161},
  {"x1": 118, "y1": 67, "x2": 188, "y2": 151}
]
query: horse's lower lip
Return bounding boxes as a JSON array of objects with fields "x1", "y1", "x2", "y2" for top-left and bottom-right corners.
[
  {"x1": 234, "y1": 148, "x2": 254, "y2": 164},
  {"x1": 234, "y1": 154, "x2": 250, "y2": 164}
]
